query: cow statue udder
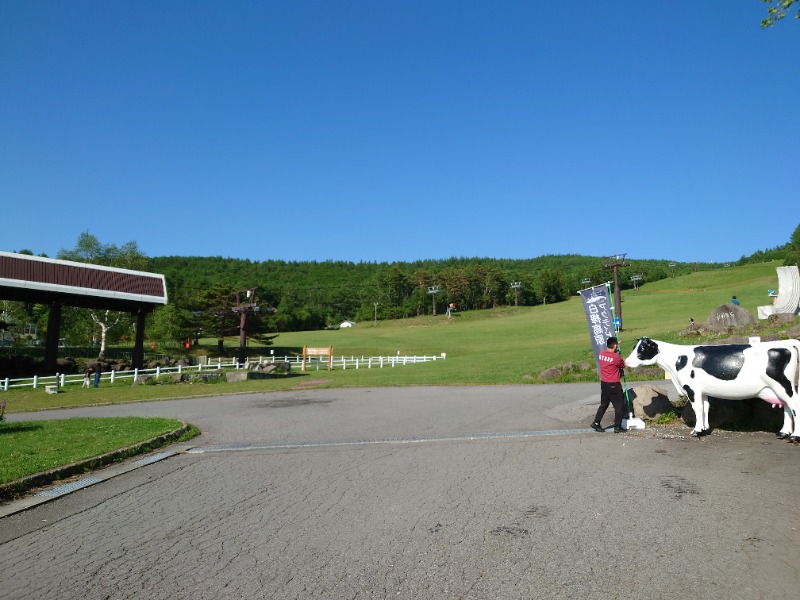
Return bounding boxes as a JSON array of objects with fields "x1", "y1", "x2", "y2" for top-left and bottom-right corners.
[{"x1": 625, "y1": 338, "x2": 800, "y2": 440}]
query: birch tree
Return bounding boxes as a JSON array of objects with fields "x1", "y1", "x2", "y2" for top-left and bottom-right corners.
[{"x1": 58, "y1": 232, "x2": 148, "y2": 358}]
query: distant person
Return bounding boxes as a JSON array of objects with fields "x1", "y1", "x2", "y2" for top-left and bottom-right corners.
[
  {"x1": 689, "y1": 318, "x2": 696, "y2": 329},
  {"x1": 93, "y1": 364, "x2": 101, "y2": 388},
  {"x1": 446, "y1": 303, "x2": 455, "y2": 318},
  {"x1": 83, "y1": 367, "x2": 92, "y2": 388},
  {"x1": 731, "y1": 296, "x2": 740, "y2": 305},
  {"x1": 591, "y1": 336, "x2": 626, "y2": 433}
]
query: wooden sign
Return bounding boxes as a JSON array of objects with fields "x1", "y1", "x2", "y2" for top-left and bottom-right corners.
[{"x1": 302, "y1": 345, "x2": 333, "y2": 371}]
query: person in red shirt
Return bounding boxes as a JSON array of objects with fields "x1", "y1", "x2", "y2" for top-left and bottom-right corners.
[{"x1": 591, "y1": 336, "x2": 626, "y2": 433}]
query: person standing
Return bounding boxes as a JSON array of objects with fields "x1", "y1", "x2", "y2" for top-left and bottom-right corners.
[
  {"x1": 82, "y1": 367, "x2": 92, "y2": 388},
  {"x1": 93, "y1": 363, "x2": 101, "y2": 388},
  {"x1": 591, "y1": 336, "x2": 626, "y2": 433}
]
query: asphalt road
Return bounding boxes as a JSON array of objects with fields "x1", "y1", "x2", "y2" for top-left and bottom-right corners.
[{"x1": 1, "y1": 384, "x2": 799, "y2": 599}]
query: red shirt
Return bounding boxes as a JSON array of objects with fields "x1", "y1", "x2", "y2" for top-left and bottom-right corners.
[{"x1": 599, "y1": 349, "x2": 625, "y2": 382}]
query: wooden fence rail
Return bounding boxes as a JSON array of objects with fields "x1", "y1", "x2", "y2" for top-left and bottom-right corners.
[{"x1": 0, "y1": 353, "x2": 447, "y2": 391}]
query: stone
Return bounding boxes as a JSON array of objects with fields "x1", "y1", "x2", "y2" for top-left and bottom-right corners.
[
  {"x1": 766, "y1": 313, "x2": 798, "y2": 326},
  {"x1": 538, "y1": 367, "x2": 562, "y2": 381},
  {"x1": 626, "y1": 384, "x2": 675, "y2": 421},
  {"x1": 225, "y1": 371, "x2": 274, "y2": 382},
  {"x1": 785, "y1": 325, "x2": 800, "y2": 339},
  {"x1": 705, "y1": 304, "x2": 758, "y2": 333},
  {"x1": 263, "y1": 361, "x2": 291, "y2": 375}
]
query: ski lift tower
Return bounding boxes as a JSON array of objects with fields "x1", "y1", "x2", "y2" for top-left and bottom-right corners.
[
  {"x1": 427, "y1": 285, "x2": 440, "y2": 316},
  {"x1": 604, "y1": 253, "x2": 629, "y2": 331}
]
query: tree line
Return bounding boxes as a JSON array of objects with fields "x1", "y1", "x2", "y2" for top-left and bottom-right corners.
[{"x1": 2, "y1": 224, "x2": 798, "y2": 350}]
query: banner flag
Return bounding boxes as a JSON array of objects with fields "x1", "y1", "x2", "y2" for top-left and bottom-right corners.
[{"x1": 579, "y1": 284, "x2": 616, "y2": 374}]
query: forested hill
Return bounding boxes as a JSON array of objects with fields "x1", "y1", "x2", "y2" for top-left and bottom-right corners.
[{"x1": 147, "y1": 253, "x2": 732, "y2": 331}]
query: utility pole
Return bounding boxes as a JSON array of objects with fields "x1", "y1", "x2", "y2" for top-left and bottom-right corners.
[
  {"x1": 511, "y1": 281, "x2": 521, "y2": 306},
  {"x1": 604, "y1": 253, "x2": 629, "y2": 331},
  {"x1": 427, "y1": 285, "x2": 440, "y2": 316},
  {"x1": 233, "y1": 288, "x2": 259, "y2": 367}
]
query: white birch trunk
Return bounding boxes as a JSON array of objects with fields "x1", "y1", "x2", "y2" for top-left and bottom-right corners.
[{"x1": 90, "y1": 309, "x2": 121, "y2": 357}]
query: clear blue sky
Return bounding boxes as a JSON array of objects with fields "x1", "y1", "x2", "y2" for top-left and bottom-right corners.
[{"x1": 2, "y1": 1, "x2": 798, "y2": 264}]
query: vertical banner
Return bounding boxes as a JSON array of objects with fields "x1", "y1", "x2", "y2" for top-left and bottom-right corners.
[{"x1": 579, "y1": 284, "x2": 616, "y2": 374}]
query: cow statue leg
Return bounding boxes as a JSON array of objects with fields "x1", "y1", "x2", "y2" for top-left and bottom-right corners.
[
  {"x1": 759, "y1": 394, "x2": 794, "y2": 439},
  {"x1": 779, "y1": 408, "x2": 794, "y2": 439},
  {"x1": 777, "y1": 405, "x2": 799, "y2": 441},
  {"x1": 685, "y1": 385, "x2": 711, "y2": 436},
  {"x1": 701, "y1": 396, "x2": 712, "y2": 435}
]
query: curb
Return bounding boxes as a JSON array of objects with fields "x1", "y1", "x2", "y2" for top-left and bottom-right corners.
[{"x1": 0, "y1": 422, "x2": 197, "y2": 504}]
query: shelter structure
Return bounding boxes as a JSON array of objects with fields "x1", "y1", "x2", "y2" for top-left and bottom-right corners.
[{"x1": 0, "y1": 251, "x2": 168, "y2": 370}]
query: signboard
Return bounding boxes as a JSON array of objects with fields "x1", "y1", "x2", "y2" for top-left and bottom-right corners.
[
  {"x1": 579, "y1": 284, "x2": 617, "y2": 375},
  {"x1": 302, "y1": 345, "x2": 333, "y2": 371}
]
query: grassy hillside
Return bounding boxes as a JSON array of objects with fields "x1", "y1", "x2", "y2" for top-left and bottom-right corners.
[{"x1": 251, "y1": 261, "x2": 792, "y2": 387}]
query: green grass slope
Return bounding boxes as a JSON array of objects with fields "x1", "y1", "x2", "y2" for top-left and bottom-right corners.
[{"x1": 261, "y1": 262, "x2": 792, "y2": 387}]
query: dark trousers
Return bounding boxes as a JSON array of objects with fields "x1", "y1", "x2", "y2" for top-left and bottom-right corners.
[{"x1": 594, "y1": 381, "x2": 625, "y2": 428}]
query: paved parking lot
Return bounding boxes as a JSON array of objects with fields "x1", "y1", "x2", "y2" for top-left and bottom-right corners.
[{"x1": 2, "y1": 385, "x2": 799, "y2": 599}]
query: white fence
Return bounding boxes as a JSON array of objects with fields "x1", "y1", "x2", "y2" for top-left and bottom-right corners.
[{"x1": 0, "y1": 353, "x2": 447, "y2": 392}]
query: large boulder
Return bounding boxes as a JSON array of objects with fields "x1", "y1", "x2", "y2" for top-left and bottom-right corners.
[
  {"x1": 705, "y1": 304, "x2": 758, "y2": 333},
  {"x1": 262, "y1": 361, "x2": 291, "y2": 375},
  {"x1": 626, "y1": 384, "x2": 675, "y2": 421}
]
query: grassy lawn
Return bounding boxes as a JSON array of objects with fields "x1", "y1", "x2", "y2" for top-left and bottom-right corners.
[{"x1": 0, "y1": 417, "x2": 189, "y2": 485}]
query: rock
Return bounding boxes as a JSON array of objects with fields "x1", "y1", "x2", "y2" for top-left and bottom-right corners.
[
  {"x1": 538, "y1": 367, "x2": 562, "y2": 381},
  {"x1": 678, "y1": 327, "x2": 703, "y2": 338},
  {"x1": 262, "y1": 361, "x2": 291, "y2": 375},
  {"x1": 226, "y1": 371, "x2": 274, "y2": 382},
  {"x1": 705, "y1": 304, "x2": 758, "y2": 333},
  {"x1": 627, "y1": 384, "x2": 675, "y2": 421},
  {"x1": 766, "y1": 313, "x2": 798, "y2": 325}
]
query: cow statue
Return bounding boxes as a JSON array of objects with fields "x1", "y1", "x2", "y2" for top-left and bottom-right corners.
[{"x1": 625, "y1": 338, "x2": 800, "y2": 440}]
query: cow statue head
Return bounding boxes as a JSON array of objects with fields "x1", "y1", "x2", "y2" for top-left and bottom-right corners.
[{"x1": 625, "y1": 337, "x2": 660, "y2": 368}]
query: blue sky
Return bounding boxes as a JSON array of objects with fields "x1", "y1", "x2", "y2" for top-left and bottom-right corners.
[{"x1": 2, "y1": 1, "x2": 798, "y2": 265}]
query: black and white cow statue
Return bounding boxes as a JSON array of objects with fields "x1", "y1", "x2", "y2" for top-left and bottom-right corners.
[{"x1": 625, "y1": 338, "x2": 800, "y2": 440}]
